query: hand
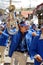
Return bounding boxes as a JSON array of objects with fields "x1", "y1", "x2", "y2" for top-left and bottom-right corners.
[
  {"x1": 7, "y1": 22, "x2": 10, "y2": 28},
  {"x1": 0, "y1": 31, "x2": 2, "y2": 34},
  {"x1": 35, "y1": 55, "x2": 42, "y2": 62},
  {"x1": 32, "y1": 32, "x2": 37, "y2": 36}
]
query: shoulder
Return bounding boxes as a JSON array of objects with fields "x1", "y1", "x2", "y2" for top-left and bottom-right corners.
[
  {"x1": 26, "y1": 30, "x2": 32, "y2": 39},
  {"x1": 27, "y1": 30, "x2": 32, "y2": 34},
  {"x1": 31, "y1": 29, "x2": 35, "y2": 32},
  {"x1": 33, "y1": 35, "x2": 40, "y2": 41},
  {"x1": 13, "y1": 30, "x2": 22, "y2": 39}
]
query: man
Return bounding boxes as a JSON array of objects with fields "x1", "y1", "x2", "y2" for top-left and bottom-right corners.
[
  {"x1": 31, "y1": 24, "x2": 39, "y2": 40},
  {"x1": 26, "y1": 24, "x2": 39, "y2": 53},
  {"x1": 30, "y1": 24, "x2": 43, "y2": 65},
  {"x1": 8, "y1": 21, "x2": 29, "y2": 65},
  {"x1": 0, "y1": 29, "x2": 9, "y2": 63}
]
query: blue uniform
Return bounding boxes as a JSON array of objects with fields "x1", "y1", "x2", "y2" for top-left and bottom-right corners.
[
  {"x1": 4, "y1": 28, "x2": 17, "y2": 35},
  {"x1": 31, "y1": 29, "x2": 39, "y2": 40},
  {"x1": 0, "y1": 32, "x2": 9, "y2": 46},
  {"x1": 4, "y1": 28, "x2": 9, "y2": 35},
  {"x1": 30, "y1": 35, "x2": 43, "y2": 65},
  {"x1": 26, "y1": 30, "x2": 32, "y2": 52},
  {"x1": 9, "y1": 30, "x2": 28, "y2": 57},
  {"x1": 26, "y1": 29, "x2": 40, "y2": 55}
]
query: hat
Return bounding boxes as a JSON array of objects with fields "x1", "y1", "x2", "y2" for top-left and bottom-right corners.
[
  {"x1": 20, "y1": 21, "x2": 29, "y2": 26},
  {"x1": 32, "y1": 24, "x2": 36, "y2": 28}
]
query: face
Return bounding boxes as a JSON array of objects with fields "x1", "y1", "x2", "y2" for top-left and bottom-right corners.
[
  {"x1": 25, "y1": 26, "x2": 29, "y2": 30},
  {"x1": 19, "y1": 25, "x2": 28, "y2": 34},
  {"x1": 33, "y1": 26, "x2": 36, "y2": 30}
]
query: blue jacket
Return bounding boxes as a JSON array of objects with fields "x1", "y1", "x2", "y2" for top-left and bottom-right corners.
[
  {"x1": 30, "y1": 35, "x2": 43, "y2": 65},
  {"x1": 26, "y1": 30, "x2": 32, "y2": 52},
  {"x1": 31, "y1": 29, "x2": 39, "y2": 40},
  {"x1": 26, "y1": 29, "x2": 40, "y2": 55},
  {"x1": 9, "y1": 30, "x2": 29, "y2": 57},
  {"x1": 0, "y1": 32, "x2": 9, "y2": 46}
]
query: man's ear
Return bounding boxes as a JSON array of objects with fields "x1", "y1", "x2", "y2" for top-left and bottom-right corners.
[
  {"x1": 18, "y1": 24, "x2": 21, "y2": 30},
  {"x1": 18, "y1": 24, "x2": 20, "y2": 28},
  {"x1": 18, "y1": 24, "x2": 20, "y2": 27}
]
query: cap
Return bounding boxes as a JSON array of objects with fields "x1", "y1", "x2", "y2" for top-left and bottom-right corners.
[
  {"x1": 20, "y1": 21, "x2": 29, "y2": 26},
  {"x1": 32, "y1": 24, "x2": 36, "y2": 28}
]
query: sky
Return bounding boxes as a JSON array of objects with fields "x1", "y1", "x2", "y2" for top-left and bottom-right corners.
[{"x1": 0, "y1": 0, "x2": 43, "y2": 9}]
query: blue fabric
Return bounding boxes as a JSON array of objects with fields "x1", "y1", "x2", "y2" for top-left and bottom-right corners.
[
  {"x1": 26, "y1": 29, "x2": 37, "y2": 50},
  {"x1": 9, "y1": 30, "x2": 28, "y2": 57},
  {"x1": 4, "y1": 28, "x2": 17, "y2": 35},
  {"x1": 29, "y1": 26, "x2": 32, "y2": 29},
  {"x1": 0, "y1": 32, "x2": 9, "y2": 46},
  {"x1": 9, "y1": 30, "x2": 22, "y2": 57},
  {"x1": 30, "y1": 35, "x2": 43, "y2": 65},
  {"x1": 20, "y1": 24, "x2": 28, "y2": 26},
  {"x1": 26, "y1": 29, "x2": 40, "y2": 55},
  {"x1": 26, "y1": 30, "x2": 32, "y2": 52},
  {"x1": 17, "y1": 33, "x2": 27, "y2": 52},
  {"x1": 31, "y1": 29, "x2": 40, "y2": 40},
  {"x1": 4, "y1": 28, "x2": 9, "y2": 35}
]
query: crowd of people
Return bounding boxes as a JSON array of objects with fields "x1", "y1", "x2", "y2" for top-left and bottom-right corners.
[{"x1": 0, "y1": 12, "x2": 43, "y2": 65}]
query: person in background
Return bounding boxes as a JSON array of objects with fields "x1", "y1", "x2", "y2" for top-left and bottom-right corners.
[
  {"x1": 26, "y1": 24, "x2": 39, "y2": 54},
  {"x1": 31, "y1": 24, "x2": 37, "y2": 31},
  {"x1": 0, "y1": 26, "x2": 9, "y2": 63},
  {"x1": 0, "y1": 25, "x2": 4, "y2": 31},
  {"x1": 30, "y1": 24, "x2": 43, "y2": 65},
  {"x1": 8, "y1": 21, "x2": 29, "y2": 65},
  {"x1": 25, "y1": 17, "x2": 30, "y2": 27},
  {"x1": 31, "y1": 24, "x2": 39, "y2": 40}
]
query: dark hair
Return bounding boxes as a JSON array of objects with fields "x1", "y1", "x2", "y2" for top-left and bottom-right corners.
[
  {"x1": 20, "y1": 21, "x2": 25, "y2": 24},
  {"x1": 32, "y1": 24, "x2": 36, "y2": 28}
]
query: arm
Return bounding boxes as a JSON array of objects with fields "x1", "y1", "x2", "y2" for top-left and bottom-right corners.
[
  {"x1": 0, "y1": 31, "x2": 9, "y2": 41},
  {"x1": 29, "y1": 36, "x2": 38, "y2": 58},
  {"x1": 9, "y1": 31, "x2": 22, "y2": 57},
  {"x1": 2, "y1": 32, "x2": 9, "y2": 37},
  {"x1": 29, "y1": 36, "x2": 42, "y2": 62},
  {"x1": 26, "y1": 30, "x2": 32, "y2": 52}
]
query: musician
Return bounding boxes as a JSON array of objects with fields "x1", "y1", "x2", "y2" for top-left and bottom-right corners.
[
  {"x1": 30, "y1": 24, "x2": 43, "y2": 65},
  {"x1": 0, "y1": 26, "x2": 9, "y2": 63},
  {"x1": 9, "y1": 21, "x2": 29, "y2": 65}
]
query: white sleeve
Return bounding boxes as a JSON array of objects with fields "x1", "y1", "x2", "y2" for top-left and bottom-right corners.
[{"x1": 34, "y1": 54, "x2": 41, "y2": 59}]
